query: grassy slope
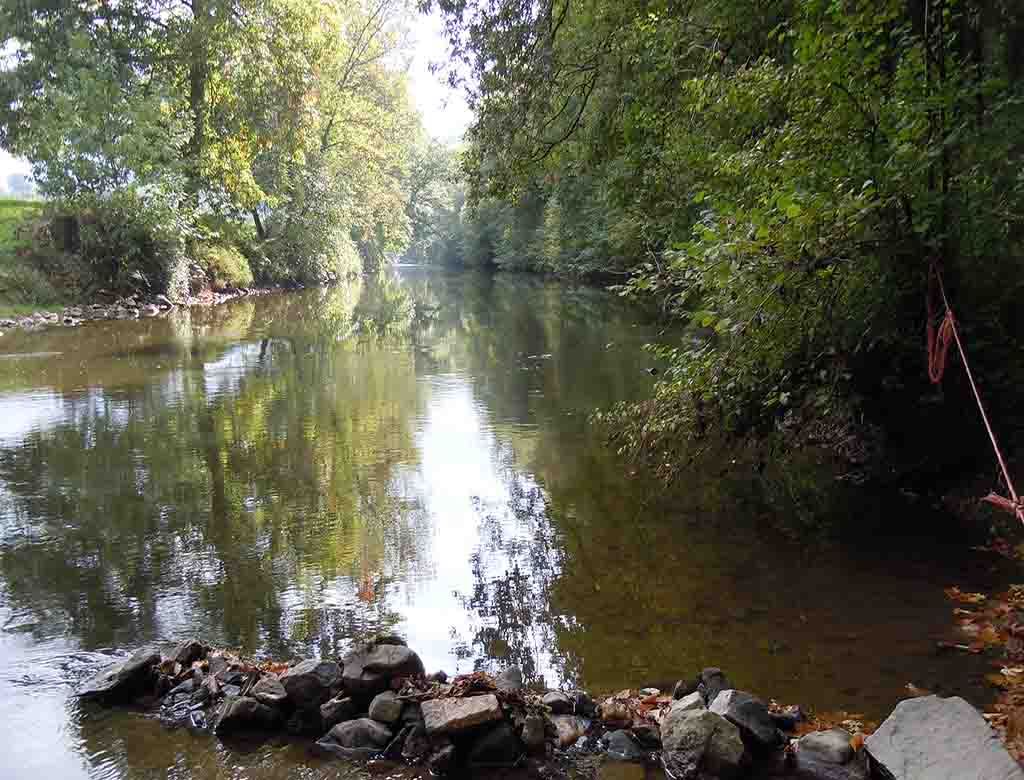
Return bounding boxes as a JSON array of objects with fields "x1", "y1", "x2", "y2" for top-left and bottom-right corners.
[{"x1": 0, "y1": 198, "x2": 64, "y2": 315}]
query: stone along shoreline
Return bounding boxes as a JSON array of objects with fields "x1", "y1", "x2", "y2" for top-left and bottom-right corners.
[{"x1": 77, "y1": 635, "x2": 1024, "y2": 780}]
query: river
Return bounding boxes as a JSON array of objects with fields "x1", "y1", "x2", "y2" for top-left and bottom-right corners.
[{"x1": 0, "y1": 268, "x2": 1008, "y2": 778}]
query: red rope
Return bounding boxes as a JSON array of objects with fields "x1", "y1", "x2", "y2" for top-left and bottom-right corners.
[{"x1": 927, "y1": 261, "x2": 1024, "y2": 524}]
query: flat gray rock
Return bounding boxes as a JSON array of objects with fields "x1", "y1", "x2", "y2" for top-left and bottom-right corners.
[
  {"x1": 421, "y1": 694, "x2": 503, "y2": 735},
  {"x1": 866, "y1": 695, "x2": 1024, "y2": 780}
]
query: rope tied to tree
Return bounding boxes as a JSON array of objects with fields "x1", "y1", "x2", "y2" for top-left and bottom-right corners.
[{"x1": 927, "y1": 259, "x2": 1024, "y2": 524}]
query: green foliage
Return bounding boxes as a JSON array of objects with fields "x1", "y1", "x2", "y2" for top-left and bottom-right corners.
[
  {"x1": 193, "y1": 242, "x2": 254, "y2": 290},
  {"x1": 1, "y1": 0, "x2": 422, "y2": 289},
  {"x1": 432, "y1": 0, "x2": 1024, "y2": 460},
  {"x1": 73, "y1": 187, "x2": 195, "y2": 300}
]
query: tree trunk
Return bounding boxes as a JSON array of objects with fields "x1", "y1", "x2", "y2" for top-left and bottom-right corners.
[{"x1": 252, "y1": 208, "x2": 266, "y2": 240}]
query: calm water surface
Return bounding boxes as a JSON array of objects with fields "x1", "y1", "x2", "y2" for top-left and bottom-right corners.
[{"x1": 0, "y1": 269, "x2": 1009, "y2": 778}]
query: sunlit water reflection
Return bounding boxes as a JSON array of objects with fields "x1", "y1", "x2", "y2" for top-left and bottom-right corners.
[{"x1": 0, "y1": 269, "x2": 1010, "y2": 778}]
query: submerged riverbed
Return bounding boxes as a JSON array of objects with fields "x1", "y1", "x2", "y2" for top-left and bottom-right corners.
[{"x1": 0, "y1": 268, "x2": 1011, "y2": 778}]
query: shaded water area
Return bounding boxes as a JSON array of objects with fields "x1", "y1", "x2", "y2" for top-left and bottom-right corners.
[{"x1": 0, "y1": 268, "x2": 1013, "y2": 779}]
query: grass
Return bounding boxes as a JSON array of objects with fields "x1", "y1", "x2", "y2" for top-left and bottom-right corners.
[{"x1": 0, "y1": 197, "x2": 67, "y2": 315}]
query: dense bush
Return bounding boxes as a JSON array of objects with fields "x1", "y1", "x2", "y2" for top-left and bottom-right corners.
[
  {"x1": 430, "y1": 0, "x2": 1024, "y2": 469},
  {"x1": 192, "y1": 243, "x2": 254, "y2": 290},
  {"x1": 72, "y1": 187, "x2": 194, "y2": 301}
]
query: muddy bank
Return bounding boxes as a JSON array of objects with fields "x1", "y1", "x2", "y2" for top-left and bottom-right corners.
[{"x1": 77, "y1": 635, "x2": 1023, "y2": 780}]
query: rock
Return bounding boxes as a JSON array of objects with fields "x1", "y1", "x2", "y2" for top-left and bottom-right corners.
[
  {"x1": 521, "y1": 714, "x2": 547, "y2": 754},
  {"x1": 427, "y1": 670, "x2": 449, "y2": 684},
  {"x1": 600, "y1": 697, "x2": 634, "y2": 724},
  {"x1": 421, "y1": 694, "x2": 503, "y2": 735},
  {"x1": 320, "y1": 696, "x2": 360, "y2": 729},
  {"x1": 428, "y1": 742, "x2": 457, "y2": 775},
  {"x1": 672, "y1": 692, "x2": 706, "y2": 714},
  {"x1": 603, "y1": 730, "x2": 645, "y2": 761},
  {"x1": 673, "y1": 678, "x2": 699, "y2": 699},
  {"x1": 574, "y1": 690, "x2": 597, "y2": 717},
  {"x1": 382, "y1": 724, "x2": 412, "y2": 760},
  {"x1": 698, "y1": 667, "x2": 731, "y2": 705},
  {"x1": 251, "y1": 673, "x2": 288, "y2": 707},
  {"x1": 543, "y1": 691, "x2": 574, "y2": 715},
  {"x1": 866, "y1": 695, "x2": 1024, "y2": 780},
  {"x1": 170, "y1": 638, "x2": 206, "y2": 666},
  {"x1": 799, "y1": 729, "x2": 855, "y2": 765},
  {"x1": 639, "y1": 687, "x2": 661, "y2": 697},
  {"x1": 550, "y1": 714, "x2": 590, "y2": 748},
  {"x1": 342, "y1": 643, "x2": 422, "y2": 695},
  {"x1": 709, "y1": 689, "x2": 781, "y2": 750},
  {"x1": 402, "y1": 724, "x2": 431, "y2": 761},
  {"x1": 207, "y1": 654, "x2": 228, "y2": 679},
  {"x1": 280, "y1": 659, "x2": 342, "y2": 711},
  {"x1": 661, "y1": 707, "x2": 745, "y2": 780},
  {"x1": 496, "y1": 666, "x2": 524, "y2": 692},
  {"x1": 401, "y1": 701, "x2": 424, "y2": 727},
  {"x1": 166, "y1": 677, "x2": 197, "y2": 698},
  {"x1": 215, "y1": 696, "x2": 281, "y2": 735},
  {"x1": 369, "y1": 691, "x2": 403, "y2": 724},
  {"x1": 633, "y1": 723, "x2": 662, "y2": 749},
  {"x1": 762, "y1": 750, "x2": 868, "y2": 780},
  {"x1": 468, "y1": 721, "x2": 523, "y2": 768},
  {"x1": 78, "y1": 648, "x2": 160, "y2": 702},
  {"x1": 317, "y1": 718, "x2": 393, "y2": 759}
]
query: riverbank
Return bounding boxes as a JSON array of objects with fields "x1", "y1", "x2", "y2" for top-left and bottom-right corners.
[
  {"x1": 78, "y1": 635, "x2": 1023, "y2": 780},
  {"x1": 0, "y1": 284, "x2": 301, "y2": 332}
]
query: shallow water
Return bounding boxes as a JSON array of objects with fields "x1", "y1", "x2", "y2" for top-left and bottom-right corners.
[{"x1": 0, "y1": 268, "x2": 1009, "y2": 778}]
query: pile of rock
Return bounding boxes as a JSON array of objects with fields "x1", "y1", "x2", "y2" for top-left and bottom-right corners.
[
  {"x1": 77, "y1": 641, "x2": 1024, "y2": 779},
  {"x1": 0, "y1": 296, "x2": 175, "y2": 331}
]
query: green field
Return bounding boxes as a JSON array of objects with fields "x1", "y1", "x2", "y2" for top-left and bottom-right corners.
[{"x1": 0, "y1": 197, "x2": 64, "y2": 315}]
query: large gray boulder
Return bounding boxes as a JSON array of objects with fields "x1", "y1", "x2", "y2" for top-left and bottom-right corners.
[
  {"x1": 280, "y1": 659, "x2": 342, "y2": 711},
  {"x1": 78, "y1": 648, "x2": 160, "y2": 702},
  {"x1": 661, "y1": 707, "x2": 745, "y2": 780},
  {"x1": 866, "y1": 695, "x2": 1024, "y2": 780},
  {"x1": 709, "y1": 689, "x2": 782, "y2": 750},
  {"x1": 422, "y1": 694, "x2": 503, "y2": 735},
  {"x1": 215, "y1": 696, "x2": 281, "y2": 735},
  {"x1": 342, "y1": 643, "x2": 423, "y2": 696},
  {"x1": 317, "y1": 717, "x2": 393, "y2": 759}
]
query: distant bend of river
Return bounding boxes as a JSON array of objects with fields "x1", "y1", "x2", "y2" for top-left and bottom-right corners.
[{"x1": 0, "y1": 267, "x2": 1007, "y2": 779}]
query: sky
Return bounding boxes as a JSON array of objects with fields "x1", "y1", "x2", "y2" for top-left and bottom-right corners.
[{"x1": 0, "y1": 9, "x2": 471, "y2": 191}]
